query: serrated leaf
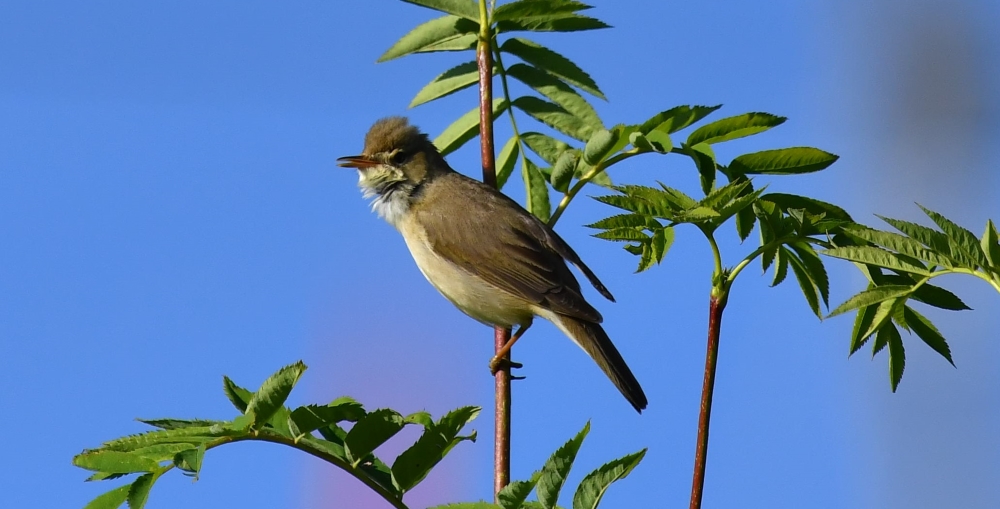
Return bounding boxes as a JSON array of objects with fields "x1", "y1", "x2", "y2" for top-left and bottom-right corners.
[
  {"x1": 919, "y1": 204, "x2": 990, "y2": 269},
  {"x1": 83, "y1": 485, "x2": 130, "y2": 509},
  {"x1": 434, "y1": 99, "x2": 509, "y2": 156},
  {"x1": 498, "y1": 471, "x2": 541, "y2": 509},
  {"x1": 872, "y1": 320, "x2": 892, "y2": 356},
  {"x1": 654, "y1": 183, "x2": 698, "y2": 209},
  {"x1": 173, "y1": 445, "x2": 204, "y2": 478},
  {"x1": 344, "y1": 408, "x2": 406, "y2": 466},
  {"x1": 137, "y1": 419, "x2": 224, "y2": 430},
  {"x1": 789, "y1": 242, "x2": 829, "y2": 306},
  {"x1": 761, "y1": 193, "x2": 852, "y2": 221},
  {"x1": 902, "y1": 306, "x2": 954, "y2": 366},
  {"x1": 592, "y1": 227, "x2": 648, "y2": 242},
  {"x1": 410, "y1": 61, "x2": 480, "y2": 107},
  {"x1": 828, "y1": 284, "x2": 912, "y2": 318},
  {"x1": 493, "y1": 0, "x2": 592, "y2": 21},
  {"x1": 496, "y1": 136, "x2": 520, "y2": 190},
  {"x1": 688, "y1": 142, "x2": 716, "y2": 194},
  {"x1": 650, "y1": 228, "x2": 673, "y2": 265},
  {"x1": 126, "y1": 472, "x2": 157, "y2": 509},
  {"x1": 506, "y1": 64, "x2": 603, "y2": 129},
  {"x1": 513, "y1": 96, "x2": 593, "y2": 141},
  {"x1": 861, "y1": 298, "x2": 901, "y2": 343},
  {"x1": 551, "y1": 150, "x2": 578, "y2": 192},
  {"x1": 729, "y1": 147, "x2": 838, "y2": 175},
  {"x1": 401, "y1": 0, "x2": 479, "y2": 21},
  {"x1": 74, "y1": 451, "x2": 160, "y2": 474},
  {"x1": 700, "y1": 178, "x2": 751, "y2": 210},
  {"x1": 771, "y1": 246, "x2": 789, "y2": 286},
  {"x1": 687, "y1": 112, "x2": 786, "y2": 146},
  {"x1": 500, "y1": 38, "x2": 604, "y2": 98},
  {"x1": 845, "y1": 226, "x2": 955, "y2": 268},
  {"x1": 86, "y1": 472, "x2": 128, "y2": 482},
  {"x1": 730, "y1": 177, "x2": 756, "y2": 241},
  {"x1": 821, "y1": 246, "x2": 930, "y2": 276},
  {"x1": 98, "y1": 426, "x2": 229, "y2": 453},
  {"x1": 521, "y1": 131, "x2": 572, "y2": 165},
  {"x1": 379, "y1": 15, "x2": 478, "y2": 62},
  {"x1": 130, "y1": 443, "x2": 199, "y2": 463},
  {"x1": 981, "y1": 219, "x2": 1000, "y2": 267},
  {"x1": 628, "y1": 131, "x2": 653, "y2": 152},
  {"x1": 583, "y1": 129, "x2": 616, "y2": 165},
  {"x1": 639, "y1": 105, "x2": 722, "y2": 135},
  {"x1": 786, "y1": 247, "x2": 821, "y2": 317},
  {"x1": 571, "y1": 449, "x2": 646, "y2": 509},
  {"x1": 886, "y1": 323, "x2": 906, "y2": 391},
  {"x1": 524, "y1": 158, "x2": 552, "y2": 221},
  {"x1": 850, "y1": 300, "x2": 878, "y2": 355},
  {"x1": 245, "y1": 361, "x2": 306, "y2": 429},
  {"x1": 497, "y1": 14, "x2": 610, "y2": 33},
  {"x1": 586, "y1": 213, "x2": 649, "y2": 230},
  {"x1": 537, "y1": 422, "x2": 590, "y2": 509},
  {"x1": 222, "y1": 376, "x2": 252, "y2": 413},
  {"x1": 391, "y1": 406, "x2": 480, "y2": 492}
]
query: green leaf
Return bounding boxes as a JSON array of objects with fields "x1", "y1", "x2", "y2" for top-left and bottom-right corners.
[
  {"x1": 428, "y1": 504, "x2": 504, "y2": 509},
  {"x1": 513, "y1": 96, "x2": 593, "y2": 141},
  {"x1": 699, "y1": 178, "x2": 752, "y2": 210},
  {"x1": 500, "y1": 38, "x2": 604, "y2": 98},
  {"x1": 137, "y1": 419, "x2": 224, "y2": 430},
  {"x1": 410, "y1": 61, "x2": 480, "y2": 108},
  {"x1": 688, "y1": 142, "x2": 716, "y2": 194},
  {"x1": 551, "y1": 150, "x2": 579, "y2": 192},
  {"x1": 498, "y1": 471, "x2": 541, "y2": 509},
  {"x1": 521, "y1": 131, "x2": 573, "y2": 165},
  {"x1": 729, "y1": 147, "x2": 838, "y2": 175},
  {"x1": 126, "y1": 472, "x2": 158, "y2": 509},
  {"x1": 861, "y1": 298, "x2": 901, "y2": 343},
  {"x1": 981, "y1": 219, "x2": 1000, "y2": 267},
  {"x1": 785, "y1": 247, "x2": 821, "y2": 317},
  {"x1": 222, "y1": 376, "x2": 252, "y2": 413},
  {"x1": 493, "y1": 0, "x2": 592, "y2": 20},
  {"x1": 583, "y1": 129, "x2": 616, "y2": 165},
  {"x1": 497, "y1": 14, "x2": 609, "y2": 33},
  {"x1": 878, "y1": 216, "x2": 958, "y2": 262},
  {"x1": 821, "y1": 246, "x2": 930, "y2": 276},
  {"x1": 789, "y1": 241, "x2": 829, "y2": 307},
  {"x1": 434, "y1": 98, "x2": 509, "y2": 156},
  {"x1": 401, "y1": 0, "x2": 479, "y2": 21},
  {"x1": 505, "y1": 64, "x2": 603, "y2": 129},
  {"x1": 245, "y1": 361, "x2": 306, "y2": 429},
  {"x1": 129, "y1": 443, "x2": 199, "y2": 463},
  {"x1": 586, "y1": 213, "x2": 650, "y2": 230},
  {"x1": 592, "y1": 227, "x2": 648, "y2": 242},
  {"x1": 289, "y1": 400, "x2": 367, "y2": 437},
  {"x1": 760, "y1": 193, "x2": 852, "y2": 221},
  {"x1": 828, "y1": 285, "x2": 912, "y2": 318},
  {"x1": 771, "y1": 246, "x2": 789, "y2": 287},
  {"x1": 654, "y1": 183, "x2": 698, "y2": 209},
  {"x1": 496, "y1": 136, "x2": 520, "y2": 190},
  {"x1": 886, "y1": 323, "x2": 906, "y2": 391},
  {"x1": 73, "y1": 451, "x2": 160, "y2": 474},
  {"x1": 173, "y1": 444, "x2": 205, "y2": 478},
  {"x1": 686, "y1": 112, "x2": 786, "y2": 146},
  {"x1": 524, "y1": 158, "x2": 552, "y2": 221},
  {"x1": 639, "y1": 105, "x2": 722, "y2": 135},
  {"x1": 845, "y1": 226, "x2": 955, "y2": 268},
  {"x1": 537, "y1": 422, "x2": 590, "y2": 509},
  {"x1": 902, "y1": 306, "x2": 954, "y2": 366},
  {"x1": 378, "y1": 15, "x2": 478, "y2": 62},
  {"x1": 650, "y1": 228, "x2": 673, "y2": 266},
  {"x1": 731, "y1": 177, "x2": 756, "y2": 241},
  {"x1": 644, "y1": 129, "x2": 672, "y2": 154},
  {"x1": 83, "y1": 485, "x2": 130, "y2": 509},
  {"x1": 628, "y1": 131, "x2": 653, "y2": 152},
  {"x1": 344, "y1": 408, "x2": 406, "y2": 466},
  {"x1": 849, "y1": 299, "x2": 878, "y2": 355},
  {"x1": 919, "y1": 204, "x2": 990, "y2": 269},
  {"x1": 571, "y1": 449, "x2": 646, "y2": 509},
  {"x1": 391, "y1": 406, "x2": 480, "y2": 492}
]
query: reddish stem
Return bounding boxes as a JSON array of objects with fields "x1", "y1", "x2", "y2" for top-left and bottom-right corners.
[{"x1": 689, "y1": 294, "x2": 726, "y2": 509}]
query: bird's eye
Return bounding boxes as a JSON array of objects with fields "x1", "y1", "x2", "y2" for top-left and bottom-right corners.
[{"x1": 390, "y1": 151, "x2": 408, "y2": 165}]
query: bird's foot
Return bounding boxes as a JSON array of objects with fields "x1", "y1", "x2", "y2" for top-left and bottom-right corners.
[{"x1": 488, "y1": 357, "x2": 523, "y2": 375}]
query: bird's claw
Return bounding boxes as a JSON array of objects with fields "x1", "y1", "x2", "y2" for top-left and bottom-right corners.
[{"x1": 488, "y1": 357, "x2": 523, "y2": 375}]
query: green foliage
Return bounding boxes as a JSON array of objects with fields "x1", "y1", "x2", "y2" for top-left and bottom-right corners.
[
  {"x1": 75, "y1": 362, "x2": 479, "y2": 509},
  {"x1": 823, "y1": 206, "x2": 1000, "y2": 390}
]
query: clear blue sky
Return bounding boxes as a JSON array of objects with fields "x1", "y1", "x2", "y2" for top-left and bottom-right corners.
[{"x1": 2, "y1": 1, "x2": 998, "y2": 508}]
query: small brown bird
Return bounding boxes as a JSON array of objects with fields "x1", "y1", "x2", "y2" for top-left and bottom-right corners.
[{"x1": 338, "y1": 117, "x2": 647, "y2": 412}]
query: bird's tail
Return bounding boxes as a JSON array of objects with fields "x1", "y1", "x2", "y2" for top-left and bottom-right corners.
[{"x1": 552, "y1": 315, "x2": 647, "y2": 413}]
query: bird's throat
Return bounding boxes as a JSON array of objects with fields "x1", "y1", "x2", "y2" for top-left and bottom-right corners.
[{"x1": 359, "y1": 173, "x2": 412, "y2": 228}]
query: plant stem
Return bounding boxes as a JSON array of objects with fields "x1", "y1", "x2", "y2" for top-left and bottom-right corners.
[
  {"x1": 548, "y1": 150, "x2": 641, "y2": 226},
  {"x1": 689, "y1": 291, "x2": 727, "y2": 509},
  {"x1": 476, "y1": 0, "x2": 512, "y2": 500}
]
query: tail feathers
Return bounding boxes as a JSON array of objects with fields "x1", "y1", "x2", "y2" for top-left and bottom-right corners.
[{"x1": 555, "y1": 315, "x2": 647, "y2": 413}]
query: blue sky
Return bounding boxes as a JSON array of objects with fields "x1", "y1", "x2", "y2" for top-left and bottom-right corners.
[{"x1": 2, "y1": 1, "x2": 998, "y2": 508}]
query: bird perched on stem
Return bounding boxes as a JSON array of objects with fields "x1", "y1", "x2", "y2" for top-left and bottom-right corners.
[{"x1": 337, "y1": 117, "x2": 647, "y2": 412}]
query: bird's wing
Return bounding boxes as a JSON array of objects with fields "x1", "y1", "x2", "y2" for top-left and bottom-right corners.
[{"x1": 413, "y1": 174, "x2": 604, "y2": 323}]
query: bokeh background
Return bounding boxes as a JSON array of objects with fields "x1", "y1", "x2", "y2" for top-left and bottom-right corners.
[{"x1": 2, "y1": 1, "x2": 998, "y2": 508}]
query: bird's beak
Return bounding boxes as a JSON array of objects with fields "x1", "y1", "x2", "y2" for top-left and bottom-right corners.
[{"x1": 337, "y1": 155, "x2": 380, "y2": 169}]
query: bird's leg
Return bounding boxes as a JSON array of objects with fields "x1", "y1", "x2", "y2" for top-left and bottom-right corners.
[{"x1": 489, "y1": 320, "x2": 532, "y2": 375}]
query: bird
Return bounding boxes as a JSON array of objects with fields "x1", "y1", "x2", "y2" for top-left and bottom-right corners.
[{"x1": 337, "y1": 117, "x2": 647, "y2": 412}]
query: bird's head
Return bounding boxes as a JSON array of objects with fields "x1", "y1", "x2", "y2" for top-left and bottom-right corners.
[{"x1": 337, "y1": 117, "x2": 448, "y2": 198}]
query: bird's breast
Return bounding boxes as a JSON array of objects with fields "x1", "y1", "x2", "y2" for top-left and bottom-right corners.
[{"x1": 397, "y1": 215, "x2": 534, "y2": 328}]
